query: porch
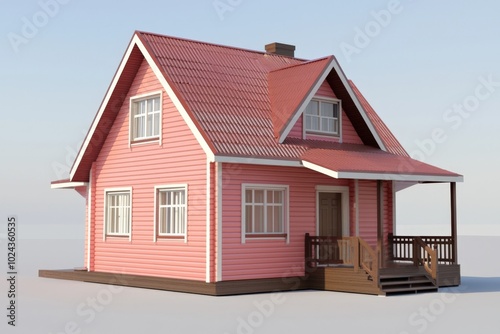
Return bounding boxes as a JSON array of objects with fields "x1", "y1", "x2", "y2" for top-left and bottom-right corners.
[{"x1": 304, "y1": 233, "x2": 460, "y2": 295}]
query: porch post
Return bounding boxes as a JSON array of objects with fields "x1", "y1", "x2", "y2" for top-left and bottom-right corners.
[
  {"x1": 377, "y1": 180, "x2": 384, "y2": 267},
  {"x1": 450, "y1": 182, "x2": 458, "y2": 264}
]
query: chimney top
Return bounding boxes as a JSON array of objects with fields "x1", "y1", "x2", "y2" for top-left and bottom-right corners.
[{"x1": 265, "y1": 42, "x2": 295, "y2": 58}]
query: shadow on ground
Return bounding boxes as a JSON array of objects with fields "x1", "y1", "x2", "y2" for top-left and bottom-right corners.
[{"x1": 440, "y1": 276, "x2": 500, "y2": 294}]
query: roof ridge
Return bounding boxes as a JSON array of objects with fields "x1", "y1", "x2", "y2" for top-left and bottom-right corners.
[
  {"x1": 269, "y1": 56, "x2": 332, "y2": 73},
  {"x1": 135, "y1": 30, "x2": 308, "y2": 61}
]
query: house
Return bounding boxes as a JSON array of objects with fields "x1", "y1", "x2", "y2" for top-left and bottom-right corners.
[{"x1": 42, "y1": 31, "x2": 463, "y2": 296}]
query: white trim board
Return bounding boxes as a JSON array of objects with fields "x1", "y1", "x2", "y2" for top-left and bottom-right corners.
[
  {"x1": 51, "y1": 182, "x2": 88, "y2": 189},
  {"x1": 206, "y1": 159, "x2": 211, "y2": 283},
  {"x1": 216, "y1": 162, "x2": 223, "y2": 282},
  {"x1": 302, "y1": 160, "x2": 463, "y2": 183},
  {"x1": 86, "y1": 170, "x2": 92, "y2": 271},
  {"x1": 214, "y1": 155, "x2": 302, "y2": 167}
]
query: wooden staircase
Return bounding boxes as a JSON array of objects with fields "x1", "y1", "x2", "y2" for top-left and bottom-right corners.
[
  {"x1": 305, "y1": 234, "x2": 442, "y2": 296},
  {"x1": 378, "y1": 267, "x2": 438, "y2": 295}
]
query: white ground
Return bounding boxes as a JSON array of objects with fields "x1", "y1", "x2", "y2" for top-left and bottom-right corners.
[{"x1": 1, "y1": 236, "x2": 499, "y2": 334}]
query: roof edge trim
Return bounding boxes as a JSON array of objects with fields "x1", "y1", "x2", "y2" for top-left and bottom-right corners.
[
  {"x1": 214, "y1": 155, "x2": 302, "y2": 167},
  {"x1": 136, "y1": 33, "x2": 216, "y2": 161},
  {"x1": 51, "y1": 181, "x2": 88, "y2": 189},
  {"x1": 302, "y1": 160, "x2": 464, "y2": 183},
  {"x1": 69, "y1": 34, "x2": 140, "y2": 181}
]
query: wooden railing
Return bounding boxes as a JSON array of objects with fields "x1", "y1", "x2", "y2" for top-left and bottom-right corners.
[
  {"x1": 305, "y1": 234, "x2": 354, "y2": 266},
  {"x1": 414, "y1": 237, "x2": 438, "y2": 281},
  {"x1": 357, "y1": 237, "x2": 378, "y2": 280},
  {"x1": 389, "y1": 234, "x2": 455, "y2": 265},
  {"x1": 305, "y1": 234, "x2": 378, "y2": 279}
]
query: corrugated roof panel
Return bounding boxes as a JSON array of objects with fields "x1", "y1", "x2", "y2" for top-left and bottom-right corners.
[
  {"x1": 301, "y1": 147, "x2": 462, "y2": 179},
  {"x1": 69, "y1": 31, "x2": 461, "y2": 183},
  {"x1": 349, "y1": 81, "x2": 409, "y2": 157}
]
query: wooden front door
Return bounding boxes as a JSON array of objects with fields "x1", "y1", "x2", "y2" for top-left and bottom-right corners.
[{"x1": 319, "y1": 192, "x2": 342, "y2": 237}]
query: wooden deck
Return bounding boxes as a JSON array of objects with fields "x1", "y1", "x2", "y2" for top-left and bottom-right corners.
[
  {"x1": 38, "y1": 269, "x2": 309, "y2": 296},
  {"x1": 305, "y1": 234, "x2": 461, "y2": 295},
  {"x1": 39, "y1": 234, "x2": 461, "y2": 297},
  {"x1": 308, "y1": 266, "x2": 381, "y2": 295}
]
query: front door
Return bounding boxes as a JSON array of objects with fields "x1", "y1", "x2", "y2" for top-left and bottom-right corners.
[
  {"x1": 319, "y1": 192, "x2": 342, "y2": 237},
  {"x1": 318, "y1": 192, "x2": 343, "y2": 264}
]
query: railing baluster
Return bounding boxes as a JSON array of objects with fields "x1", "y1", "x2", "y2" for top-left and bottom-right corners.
[{"x1": 389, "y1": 235, "x2": 454, "y2": 265}]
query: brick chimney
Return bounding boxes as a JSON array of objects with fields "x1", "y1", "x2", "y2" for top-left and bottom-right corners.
[{"x1": 265, "y1": 42, "x2": 295, "y2": 57}]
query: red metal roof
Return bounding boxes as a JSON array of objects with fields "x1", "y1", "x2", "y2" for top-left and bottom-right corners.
[
  {"x1": 348, "y1": 80, "x2": 409, "y2": 157},
  {"x1": 301, "y1": 146, "x2": 462, "y2": 181},
  {"x1": 66, "y1": 31, "x2": 462, "y2": 183}
]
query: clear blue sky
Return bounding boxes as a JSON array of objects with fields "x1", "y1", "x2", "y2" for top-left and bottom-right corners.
[{"x1": 1, "y1": 0, "x2": 499, "y2": 235}]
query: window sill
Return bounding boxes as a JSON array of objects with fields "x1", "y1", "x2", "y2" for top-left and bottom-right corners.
[
  {"x1": 105, "y1": 234, "x2": 130, "y2": 240},
  {"x1": 245, "y1": 233, "x2": 287, "y2": 239},
  {"x1": 157, "y1": 235, "x2": 186, "y2": 240},
  {"x1": 305, "y1": 131, "x2": 339, "y2": 137},
  {"x1": 131, "y1": 137, "x2": 160, "y2": 146}
]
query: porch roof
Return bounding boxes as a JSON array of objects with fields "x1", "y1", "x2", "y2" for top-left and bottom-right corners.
[{"x1": 301, "y1": 147, "x2": 463, "y2": 183}]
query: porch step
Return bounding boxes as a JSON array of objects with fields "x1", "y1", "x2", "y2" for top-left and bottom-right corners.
[{"x1": 379, "y1": 273, "x2": 437, "y2": 295}]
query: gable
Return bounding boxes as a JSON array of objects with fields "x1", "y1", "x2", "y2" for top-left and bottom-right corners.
[
  {"x1": 69, "y1": 33, "x2": 216, "y2": 182},
  {"x1": 268, "y1": 57, "x2": 334, "y2": 141},
  {"x1": 70, "y1": 45, "x2": 145, "y2": 182},
  {"x1": 286, "y1": 80, "x2": 364, "y2": 145}
]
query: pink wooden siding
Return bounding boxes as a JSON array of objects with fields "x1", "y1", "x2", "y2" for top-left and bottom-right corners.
[
  {"x1": 221, "y1": 163, "x2": 350, "y2": 281},
  {"x1": 287, "y1": 116, "x2": 303, "y2": 139},
  {"x1": 383, "y1": 181, "x2": 394, "y2": 251},
  {"x1": 357, "y1": 180, "x2": 393, "y2": 249},
  {"x1": 349, "y1": 180, "x2": 357, "y2": 236},
  {"x1": 357, "y1": 180, "x2": 378, "y2": 247},
  {"x1": 91, "y1": 59, "x2": 208, "y2": 281},
  {"x1": 287, "y1": 80, "x2": 363, "y2": 144},
  {"x1": 340, "y1": 111, "x2": 363, "y2": 144}
]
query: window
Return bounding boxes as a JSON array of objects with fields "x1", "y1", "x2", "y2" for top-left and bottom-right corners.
[
  {"x1": 131, "y1": 94, "x2": 161, "y2": 142},
  {"x1": 242, "y1": 184, "x2": 288, "y2": 241},
  {"x1": 156, "y1": 186, "x2": 187, "y2": 238},
  {"x1": 304, "y1": 99, "x2": 340, "y2": 135},
  {"x1": 104, "y1": 190, "x2": 131, "y2": 238}
]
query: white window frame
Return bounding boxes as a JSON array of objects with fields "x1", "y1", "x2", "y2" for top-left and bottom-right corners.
[
  {"x1": 103, "y1": 187, "x2": 133, "y2": 240},
  {"x1": 303, "y1": 97, "x2": 341, "y2": 137},
  {"x1": 129, "y1": 91, "x2": 163, "y2": 145},
  {"x1": 241, "y1": 184, "x2": 289, "y2": 244},
  {"x1": 154, "y1": 184, "x2": 188, "y2": 242}
]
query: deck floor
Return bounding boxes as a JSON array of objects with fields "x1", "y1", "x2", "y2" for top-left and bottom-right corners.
[{"x1": 39, "y1": 262, "x2": 460, "y2": 296}]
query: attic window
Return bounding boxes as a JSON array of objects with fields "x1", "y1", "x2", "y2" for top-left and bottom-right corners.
[
  {"x1": 304, "y1": 99, "x2": 340, "y2": 136},
  {"x1": 130, "y1": 93, "x2": 162, "y2": 143}
]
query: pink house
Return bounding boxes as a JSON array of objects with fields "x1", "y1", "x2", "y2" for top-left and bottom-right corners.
[{"x1": 43, "y1": 31, "x2": 463, "y2": 295}]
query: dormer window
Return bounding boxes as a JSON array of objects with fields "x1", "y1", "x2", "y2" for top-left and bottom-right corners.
[
  {"x1": 130, "y1": 93, "x2": 162, "y2": 143},
  {"x1": 304, "y1": 99, "x2": 340, "y2": 136}
]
